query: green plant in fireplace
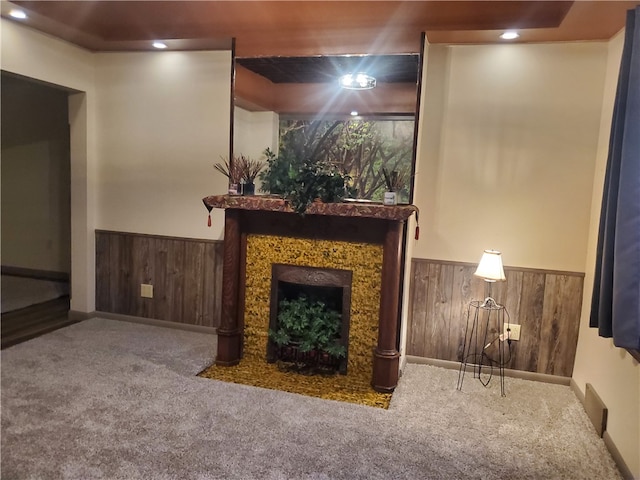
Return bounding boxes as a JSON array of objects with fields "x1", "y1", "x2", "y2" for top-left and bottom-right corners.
[{"x1": 268, "y1": 295, "x2": 346, "y2": 359}]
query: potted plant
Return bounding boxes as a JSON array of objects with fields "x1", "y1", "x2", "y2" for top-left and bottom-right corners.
[
  {"x1": 236, "y1": 154, "x2": 264, "y2": 195},
  {"x1": 213, "y1": 156, "x2": 242, "y2": 194},
  {"x1": 381, "y1": 167, "x2": 406, "y2": 205},
  {"x1": 268, "y1": 294, "x2": 346, "y2": 373},
  {"x1": 259, "y1": 148, "x2": 355, "y2": 214}
]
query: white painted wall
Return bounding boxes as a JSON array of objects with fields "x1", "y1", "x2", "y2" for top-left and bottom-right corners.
[
  {"x1": 1, "y1": 78, "x2": 71, "y2": 273},
  {"x1": 234, "y1": 107, "x2": 279, "y2": 158},
  {"x1": 1, "y1": 141, "x2": 70, "y2": 272},
  {"x1": 233, "y1": 107, "x2": 279, "y2": 192},
  {"x1": 572, "y1": 30, "x2": 640, "y2": 479},
  {"x1": 1, "y1": 19, "x2": 233, "y2": 311},
  {"x1": 412, "y1": 42, "x2": 608, "y2": 272},
  {"x1": 1, "y1": 18, "x2": 97, "y2": 312},
  {"x1": 95, "y1": 51, "x2": 231, "y2": 240}
]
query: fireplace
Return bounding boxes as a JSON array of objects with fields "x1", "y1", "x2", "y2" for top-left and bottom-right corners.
[
  {"x1": 244, "y1": 234, "x2": 381, "y2": 382},
  {"x1": 267, "y1": 264, "x2": 352, "y2": 375},
  {"x1": 202, "y1": 195, "x2": 417, "y2": 392}
]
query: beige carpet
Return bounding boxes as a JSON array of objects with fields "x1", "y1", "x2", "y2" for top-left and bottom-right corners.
[{"x1": 1, "y1": 318, "x2": 622, "y2": 479}]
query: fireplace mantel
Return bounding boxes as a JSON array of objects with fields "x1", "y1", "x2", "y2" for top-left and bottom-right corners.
[
  {"x1": 203, "y1": 194, "x2": 417, "y2": 392},
  {"x1": 203, "y1": 194, "x2": 417, "y2": 221}
]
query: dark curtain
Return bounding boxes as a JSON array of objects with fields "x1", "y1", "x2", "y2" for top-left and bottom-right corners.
[{"x1": 590, "y1": 7, "x2": 640, "y2": 350}]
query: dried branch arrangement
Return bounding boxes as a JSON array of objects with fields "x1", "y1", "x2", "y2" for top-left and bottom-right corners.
[
  {"x1": 237, "y1": 155, "x2": 265, "y2": 183},
  {"x1": 382, "y1": 168, "x2": 406, "y2": 192},
  {"x1": 213, "y1": 156, "x2": 242, "y2": 184}
]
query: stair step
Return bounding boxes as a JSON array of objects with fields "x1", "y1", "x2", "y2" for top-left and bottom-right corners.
[
  {"x1": 1, "y1": 297, "x2": 73, "y2": 349},
  {"x1": 2, "y1": 297, "x2": 70, "y2": 336},
  {"x1": 1, "y1": 315, "x2": 78, "y2": 349}
]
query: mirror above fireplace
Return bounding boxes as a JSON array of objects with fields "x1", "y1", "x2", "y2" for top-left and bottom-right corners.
[{"x1": 235, "y1": 53, "x2": 420, "y2": 115}]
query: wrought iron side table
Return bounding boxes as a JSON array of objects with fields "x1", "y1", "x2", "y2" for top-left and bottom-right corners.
[{"x1": 456, "y1": 298, "x2": 510, "y2": 396}]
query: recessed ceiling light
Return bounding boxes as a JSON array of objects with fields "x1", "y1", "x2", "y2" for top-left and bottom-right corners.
[
  {"x1": 9, "y1": 9, "x2": 27, "y2": 19},
  {"x1": 152, "y1": 41, "x2": 168, "y2": 49},
  {"x1": 500, "y1": 31, "x2": 520, "y2": 40},
  {"x1": 350, "y1": 111, "x2": 358, "y2": 116},
  {"x1": 339, "y1": 73, "x2": 376, "y2": 90}
]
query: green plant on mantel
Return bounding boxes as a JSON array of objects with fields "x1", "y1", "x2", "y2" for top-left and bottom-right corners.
[
  {"x1": 259, "y1": 148, "x2": 355, "y2": 214},
  {"x1": 268, "y1": 295, "x2": 346, "y2": 359}
]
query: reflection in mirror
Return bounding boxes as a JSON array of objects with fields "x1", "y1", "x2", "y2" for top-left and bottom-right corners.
[
  {"x1": 233, "y1": 52, "x2": 422, "y2": 203},
  {"x1": 277, "y1": 116, "x2": 415, "y2": 203}
]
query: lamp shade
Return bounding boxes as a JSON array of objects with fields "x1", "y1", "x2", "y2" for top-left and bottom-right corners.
[{"x1": 474, "y1": 249, "x2": 506, "y2": 282}]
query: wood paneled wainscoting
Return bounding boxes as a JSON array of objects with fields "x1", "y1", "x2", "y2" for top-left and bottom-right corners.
[
  {"x1": 407, "y1": 258, "x2": 584, "y2": 377},
  {"x1": 95, "y1": 230, "x2": 223, "y2": 328}
]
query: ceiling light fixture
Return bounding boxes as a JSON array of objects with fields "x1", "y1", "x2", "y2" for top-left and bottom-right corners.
[
  {"x1": 350, "y1": 111, "x2": 358, "y2": 116},
  {"x1": 500, "y1": 31, "x2": 520, "y2": 40},
  {"x1": 339, "y1": 73, "x2": 376, "y2": 90},
  {"x1": 9, "y1": 9, "x2": 27, "y2": 19},
  {"x1": 152, "y1": 41, "x2": 168, "y2": 49}
]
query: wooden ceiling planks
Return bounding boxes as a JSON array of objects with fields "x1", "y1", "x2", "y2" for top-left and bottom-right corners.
[{"x1": 6, "y1": 1, "x2": 636, "y2": 55}]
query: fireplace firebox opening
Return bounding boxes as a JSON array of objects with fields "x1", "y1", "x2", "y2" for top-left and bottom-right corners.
[{"x1": 267, "y1": 264, "x2": 352, "y2": 375}]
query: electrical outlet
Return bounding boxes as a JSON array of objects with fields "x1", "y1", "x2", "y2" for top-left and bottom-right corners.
[
  {"x1": 140, "y1": 284, "x2": 154, "y2": 298},
  {"x1": 503, "y1": 323, "x2": 521, "y2": 341}
]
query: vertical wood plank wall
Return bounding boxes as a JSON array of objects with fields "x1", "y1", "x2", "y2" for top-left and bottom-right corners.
[
  {"x1": 95, "y1": 234, "x2": 583, "y2": 376},
  {"x1": 407, "y1": 258, "x2": 584, "y2": 377},
  {"x1": 95, "y1": 230, "x2": 223, "y2": 328}
]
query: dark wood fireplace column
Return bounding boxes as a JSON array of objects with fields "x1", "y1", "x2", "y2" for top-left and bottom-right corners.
[
  {"x1": 372, "y1": 219, "x2": 404, "y2": 392},
  {"x1": 216, "y1": 209, "x2": 242, "y2": 366}
]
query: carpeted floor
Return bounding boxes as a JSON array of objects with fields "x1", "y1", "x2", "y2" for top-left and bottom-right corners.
[{"x1": 1, "y1": 318, "x2": 622, "y2": 479}]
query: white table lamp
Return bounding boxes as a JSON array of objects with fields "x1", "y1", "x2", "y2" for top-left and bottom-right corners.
[{"x1": 474, "y1": 249, "x2": 506, "y2": 306}]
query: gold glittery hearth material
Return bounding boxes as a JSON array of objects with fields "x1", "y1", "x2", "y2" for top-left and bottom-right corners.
[
  {"x1": 198, "y1": 234, "x2": 391, "y2": 409},
  {"x1": 198, "y1": 354, "x2": 391, "y2": 409}
]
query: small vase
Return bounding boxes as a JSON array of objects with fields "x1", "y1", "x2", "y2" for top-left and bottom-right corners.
[
  {"x1": 242, "y1": 182, "x2": 255, "y2": 196},
  {"x1": 383, "y1": 191, "x2": 397, "y2": 205}
]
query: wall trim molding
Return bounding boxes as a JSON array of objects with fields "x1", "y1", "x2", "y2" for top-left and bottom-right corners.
[
  {"x1": 68, "y1": 310, "x2": 96, "y2": 322},
  {"x1": 405, "y1": 355, "x2": 571, "y2": 385},
  {"x1": 411, "y1": 257, "x2": 585, "y2": 278},
  {"x1": 96, "y1": 311, "x2": 218, "y2": 335},
  {"x1": 95, "y1": 229, "x2": 223, "y2": 245},
  {"x1": 603, "y1": 431, "x2": 634, "y2": 480}
]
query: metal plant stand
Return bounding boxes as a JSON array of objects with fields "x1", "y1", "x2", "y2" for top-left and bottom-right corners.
[{"x1": 456, "y1": 298, "x2": 509, "y2": 396}]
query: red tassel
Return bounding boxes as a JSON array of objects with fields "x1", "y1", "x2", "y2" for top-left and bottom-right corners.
[
  {"x1": 415, "y1": 225, "x2": 420, "y2": 240},
  {"x1": 207, "y1": 214, "x2": 211, "y2": 227}
]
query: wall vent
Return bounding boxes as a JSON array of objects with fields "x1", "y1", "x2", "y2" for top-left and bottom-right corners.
[{"x1": 585, "y1": 383, "x2": 608, "y2": 437}]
